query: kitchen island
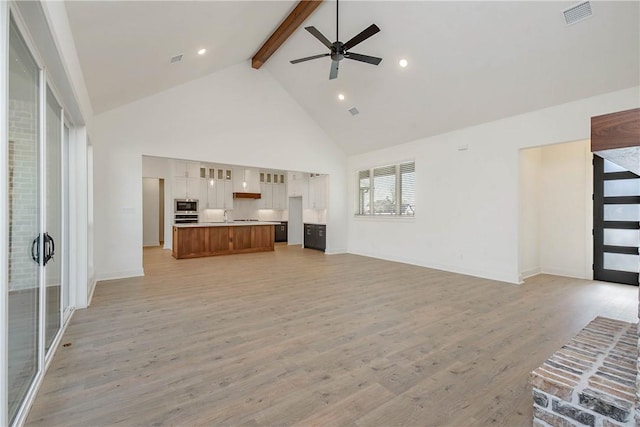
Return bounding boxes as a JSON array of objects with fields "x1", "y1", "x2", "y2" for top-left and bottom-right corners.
[{"x1": 172, "y1": 222, "x2": 278, "y2": 259}]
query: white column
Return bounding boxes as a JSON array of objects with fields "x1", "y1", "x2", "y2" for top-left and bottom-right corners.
[{"x1": 69, "y1": 126, "x2": 89, "y2": 309}]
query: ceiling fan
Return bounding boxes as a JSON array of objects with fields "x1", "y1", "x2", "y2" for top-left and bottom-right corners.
[{"x1": 290, "y1": 0, "x2": 382, "y2": 80}]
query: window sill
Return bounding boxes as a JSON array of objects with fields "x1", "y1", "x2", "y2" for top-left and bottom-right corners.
[{"x1": 353, "y1": 215, "x2": 416, "y2": 222}]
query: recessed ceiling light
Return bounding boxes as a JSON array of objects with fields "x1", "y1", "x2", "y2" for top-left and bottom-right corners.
[
  {"x1": 197, "y1": 48, "x2": 207, "y2": 55},
  {"x1": 338, "y1": 93, "x2": 345, "y2": 101},
  {"x1": 399, "y1": 59, "x2": 408, "y2": 68}
]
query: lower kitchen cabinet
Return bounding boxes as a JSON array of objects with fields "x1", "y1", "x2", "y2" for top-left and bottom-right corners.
[
  {"x1": 304, "y1": 223, "x2": 326, "y2": 252},
  {"x1": 275, "y1": 221, "x2": 288, "y2": 242},
  {"x1": 252, "y1": 225, "x2": 274, "y2": 250},
  {"x1": 207, "y1": 226, "x2": 230, "y2": 253},
  {"x1": 231, "y1": 226, "x2": 252, "y2": 251}
]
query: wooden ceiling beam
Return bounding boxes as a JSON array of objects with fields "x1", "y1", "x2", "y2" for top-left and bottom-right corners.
[{"x1": 252, "y1": 0, "x2": 324, "y2": 69}]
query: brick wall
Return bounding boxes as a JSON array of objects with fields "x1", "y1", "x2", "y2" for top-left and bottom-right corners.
[
  {"x1": 530, "y1": 316, "x2": 637, "y2": 427},
  {"x1": 8, "y1": 98, "x2": 39, "y2": 291}
]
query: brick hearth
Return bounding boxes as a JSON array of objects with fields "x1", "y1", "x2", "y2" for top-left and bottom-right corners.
[{"x1": 529, "y1": 316, "x2": 638, "y2": 426}]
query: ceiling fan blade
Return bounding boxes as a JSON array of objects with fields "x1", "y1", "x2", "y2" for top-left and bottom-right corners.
[
  {"x1": 329, "y1": 60, "x2": 339, "y2": 80},
  {"x1": 290, "y1": 53, "x2": 330, "y2": 64},
  {"x1": 345, "y1": 52, "x2": 382, "y2": 66},
  {"x1": 305, "y1": 26, "x2": 333, "y2": 49},
  {"x1": 343, "y1": 24, "x2": 380, "y2": 51}
]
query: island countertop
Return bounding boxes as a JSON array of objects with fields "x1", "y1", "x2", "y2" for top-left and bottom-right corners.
[{"x1": 173, "y1": 221, "x2": 280, "y2": 228}]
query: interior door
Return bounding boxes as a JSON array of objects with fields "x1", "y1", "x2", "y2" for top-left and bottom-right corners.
[{"x1": 593, "y1": 155, "x2": 640, "y2": 285}]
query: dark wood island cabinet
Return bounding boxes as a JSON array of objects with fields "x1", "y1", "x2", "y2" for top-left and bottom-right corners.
[{"x1": 172, "y1": 223, "x2": 275, "y2": 259}]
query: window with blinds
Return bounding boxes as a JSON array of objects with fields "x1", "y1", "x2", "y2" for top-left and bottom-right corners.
[
  {"x1": 357, "y1": 161, "x2": 415, "y2": 216},
  {"x1": 400, "y1": 162, "x2": 415, "y2": 216},
  {"x1": 358, "y1": 170, "x2": 371, "y2": 215}
]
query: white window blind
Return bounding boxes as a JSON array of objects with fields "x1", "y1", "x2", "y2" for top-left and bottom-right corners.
[
  {"x1": 357, "y1": 161, "x2": 415, "y2": 216},
  {"x1": 373, "y1": 165, "x2": 397, "y2": 215},
  {"x1": 400, "y1": 162, "x2": 415, "y2": 216}
]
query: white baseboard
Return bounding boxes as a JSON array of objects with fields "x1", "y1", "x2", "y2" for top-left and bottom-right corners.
[
  {"x1": 87, "y1": 277, "x2": 97, "y2": 306},
  {"x1": 143, "y1": 241, "x2": 159, "y2": 247},
  {"x1": 96, "y1": 269, "x2": 145, "y2": 282},
  {"x1": 520, "y1": 267, "x2": 542, "y2": 281},
  {"x1": 325, "y1": 247, "x2": 347, "y2": 255},
  {"x1": 541, "y1": 267, "x2": 589, "y2": 280}
]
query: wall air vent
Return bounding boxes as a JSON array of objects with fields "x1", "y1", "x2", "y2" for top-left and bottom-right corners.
[
  {"x1": 170, "y1": 54, "x2": 183, "y2": 64},
  {"x1": 348, "y1": 107, "x2": 359, "y2": 116},
  {"x1": 563, "y1": 1, "x2": 592, "y2": 26}
]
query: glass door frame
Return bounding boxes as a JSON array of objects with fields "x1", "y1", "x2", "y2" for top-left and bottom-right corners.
[
  {"x1": 1, "y1": 1, "x2": 10, "y2": 426},
  {"x1": 43, "y1": 77, "x2": 67, "y2": 356},
  {"x1": 62, "y1": 121, "x2": 72, "y2": 324}
]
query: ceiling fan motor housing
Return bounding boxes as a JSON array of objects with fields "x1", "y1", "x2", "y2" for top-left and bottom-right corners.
[{"x1": 331, "y1": 41, "x2": 345, "y2": 61}]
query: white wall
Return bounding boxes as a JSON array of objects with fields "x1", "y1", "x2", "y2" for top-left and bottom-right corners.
[
  {"x1": 91, "y1": 63, "x2": 347, "y2": 281},
  {"x1": 519, "y1": 146, "x2": 542, "y2": 279},
  {"x1": 347, "y1": 87, "x2": 639, "y2": 284},
  {"x1": 142, "y1": 178, "x2": 160, "y2": 247},
  {"x1": 519, "y1": 140, "x2": 593, "y2": 281},
  {"x1": 539, "y1": 140, "x2": 593, "y2": 279}
]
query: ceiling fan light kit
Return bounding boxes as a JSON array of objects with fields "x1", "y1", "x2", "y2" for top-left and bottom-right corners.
[{"x1": 290, "y1": 0, "x2": 382, "y2": 80}]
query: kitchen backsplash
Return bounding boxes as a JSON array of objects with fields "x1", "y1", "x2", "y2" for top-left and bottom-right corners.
[
  {"x1": 200, "y1": 199, "x2": 290, "y2": 222},
  {"x1": 199, "y1": 199, "x2": 326, "y2": 224}
]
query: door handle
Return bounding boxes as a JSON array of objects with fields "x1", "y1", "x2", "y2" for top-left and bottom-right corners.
[
  {"x1": 43, "y1": 233, "x2": 55, "y2": 266},
  {"x1": 30, "y1": 233, "x2": 55, "y2": 265},
  {"x1": 31, "y1": 235, "x2": 40, "y2": 264}
]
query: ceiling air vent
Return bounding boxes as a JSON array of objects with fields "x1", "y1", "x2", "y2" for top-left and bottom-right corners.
[
  {"x1": 563, "y1": 1, "x2": 592, "y2": 26},
  {"x1": 348, "y1": 107, "x2": 359, "y2": 116},
  {"x1": 170, "y1": 54, "x2": 183, "y2": 64}
]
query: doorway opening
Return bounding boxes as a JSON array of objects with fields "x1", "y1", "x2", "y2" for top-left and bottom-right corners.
[{"x1": 142, "y1": 177, "x2": 165, "y2": 247}]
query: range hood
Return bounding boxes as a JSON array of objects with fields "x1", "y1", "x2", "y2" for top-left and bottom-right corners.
[{"x1": 233, "y1": 192, "x2": 261, "y2": 199}]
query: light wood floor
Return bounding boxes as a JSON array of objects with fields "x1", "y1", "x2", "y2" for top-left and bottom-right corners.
[{"x1": 26, "y1": 245, "x2": 637, "y2": 426}]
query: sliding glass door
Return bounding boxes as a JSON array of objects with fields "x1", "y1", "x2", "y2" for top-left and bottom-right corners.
[
  {"x1": 44, "y1": 86, "x2": 62, "y2": 352},
  {"x1": 6, "y1": 13, "x2": 68, "y2": 425},
  {"x1": 7, "y1": 16, "x2": 41, "y2": 425}
]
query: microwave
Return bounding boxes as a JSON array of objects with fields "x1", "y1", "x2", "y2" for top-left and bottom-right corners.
[{"x1": 174, "y1": 199, "x2": 199, "y2": 213}]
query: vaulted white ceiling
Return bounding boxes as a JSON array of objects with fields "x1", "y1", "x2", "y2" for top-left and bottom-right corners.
[{"x1": 65, "y1": 1, "x2": 640, "y2": 155}]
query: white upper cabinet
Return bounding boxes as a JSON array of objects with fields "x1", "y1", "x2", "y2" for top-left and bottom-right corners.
[
  {"x1": 287, "y1": 171, "x2": 309, "y2": 198},
  {"x1": 273, "y1": 182, "x2": 286, "y2": 210},
  {"x1": 199, "y1": 166, "x2": 218, "y2": 209},
  {"x1": 258, "y1": 182, "x2": 273, "y2": 209},
  {"x1": 308, "y1": 174, "x2": 328, "y2": 210},
  {"x1": 257, "y1": 170, "x2": 287, "y2": 210},
  {"x1": 172, "y1": 160, "x2": 201, "y2": 200}
]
